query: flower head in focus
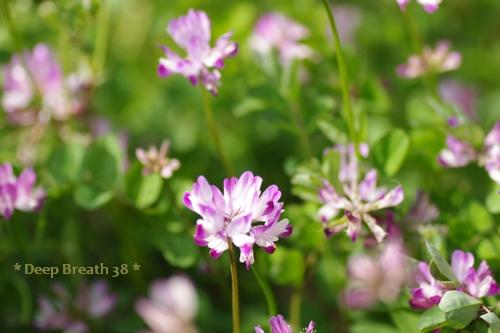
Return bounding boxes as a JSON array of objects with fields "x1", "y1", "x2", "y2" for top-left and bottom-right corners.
[
  {"x1": 157, "y1": 9, "x2": 238, "y2": 95},
  {"x1": 183, "y1": 171, "x2": 292, "y2": 269},
  {"x1": 344, "y1": 241, "x2": 408, "y2": 309},
  {"x1": 410, "y1": 250, "x2": 500, "y2": 309},
  {"x1": 35, "y1": 281, "x2": 117, "y2": 333},
  {"x1": 0, "y1": 163, "x2": 45, "y2": 220},
  {"x1": 318, "y1": 144, "x2": 404, "y2": 243},
  {"x1": 438, "y1": 121, "x2": 500, "y2": 184},
  {"x1": 397, "y1": 41, "x2": 461, "y2": 79},
  {"x1": 2, "y1": 44, "x2": 91, "y2": 125},
  {"x1": 250, "y1": 12, "x2": 313, "y2": 65},
  {"x1": 136, "y1": 140, "x2": 180, "y2": 179},
  {"x1": 136, "y1": 275, "x2": 198, "y2": 333},
  {"x1": 254, "y1": 314, "x2": 315, "y2": 333},
  {"x1": 397, "y1": 0, "x2": 442, "y2": 13}
]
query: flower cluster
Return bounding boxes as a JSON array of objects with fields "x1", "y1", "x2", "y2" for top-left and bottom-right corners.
[
  {"x1": 249, "y1": 12, "x2": 313, "y2": 65},
  {"x1": 410, "y1": 250, "x2": 499, "y2": 309},
  {"x1": 438, "y1": 121, "x2": 500, "y2": 184},
  {"x1": 344, "y1": 241, "x2": 408, "y2": 308},
  {"x1": 0, "y1": 163, "x2": 45, "y2": 220},
  {"x1": 255, "y1": 315, "x2": 315, "y2": 333},
  {"x1": 35, "y1": 281, "x2": 117, "y2": 333},
  {"x1": 318, "y1": 144, "x2": 404, "y2": 242},
  {"x1": 397, "y1": 40, "x2": 461, "y2": 79},
  {"x1": 157, "y1": 9, "x2": 238, "y2": 95},
  {"x1": 184, "y1": 171, "x2": 292, "y2": 269},
  {"x1": 136, "y1": 275, "x2": 198, "y2": 333},
  {"x1": 2, "y1": 44, "x2": 91, "y2": 125},
  {"x1": 397, "y1": 0, "x2": 442, "y2": 13},
  {"x1": 136, "y1": 140, "x2": 181, "y2": 179}
]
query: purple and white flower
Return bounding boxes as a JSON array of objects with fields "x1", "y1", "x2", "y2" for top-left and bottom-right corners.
[
  {"x1": 2, "y1": 44, "x2": 91, "y2": 125},
  {"x1": 136, "y1": 275, "x2": 198, "y2": 333},
  {"x1": 318, "y1": 144, "x2": 404, "y2": 243},
  {"x1": 397, "y1": 40, "x2": 461, "y2": 79},
  {"x1": 397, "y1": 0, "x2": 442, "y2": 13},
  {"x1": 35, "y1": 281, "x2": 117, "y2": 332},
  {"x1": 410, "y1": 250, "x2": 499, "y2": 309},
  {"x1": 0, "y1": 163, "x2": 45, "y2": 220},
  {"x1": 136, "y1": 140, "x2": 180, "y2": 179},
  {"x1": 344, "y1": 241, "x2": 408, "y2": 308},
  {"x1": 439, "y1": 80, "x2": 477, "y2": 122},
  {"x1": 183, "y1": 171, "x2": 292, "y2": 269},
  {"x1": 438, "y1": 121, "x2": 500, "y2": 184},
  {"x1": 254, "y1": 314, "x2": 315, "y2": 333},
  {"x1": 250, "y1": 12, "x2": 313, "y2": 65},
  {"x1": 157, "y1": 9, "x2": 238, "y2": 95}
]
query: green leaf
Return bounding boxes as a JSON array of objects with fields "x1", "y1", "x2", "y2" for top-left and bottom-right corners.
[
  {"x1": 425, "y1": 242, "x2": 457, "y2": 282},
  {"x1": 486, "y1": 184, "x2": 500, "y2": 214},
  {"x1": 125, "y1": 163, "x2": 163, "y2": 209},
  {"x1": 74, "y1": 186, "x2": 113, "y2": 209},
  {"x1": 439, "y1": 290, "x2": 481, "y2": 329},
  {"x1": 47, "y1": 142, "x2": 85, "y2": 184},
  {"x1": 352, "y1": 322, "x2": 399, "y2": 333},
  {"x1": 392, "y1": 310, "x2": 420, "y2": 333},
  {"x1": 268, "y1": 247, "x2": 305, "y2": 287},
  {"x1": 469, "y1": 201, "x2": 494, "y2": 233},
  {"x1": 418, "y1": 306, "x2": 447, "y2": 332},
  {"x1": 373, "y1": 129, "x2": 410, "y2": 176},
  {"x1": 480, "y1": 312, "x2": 500, "y2": 333},
  {"x1": 157, "y1": 232, "x2": 199, "y2": 269}
]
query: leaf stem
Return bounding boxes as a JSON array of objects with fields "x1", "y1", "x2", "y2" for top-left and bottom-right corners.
[
  {"x1": 228, "y1": 242, "x2": 241, "y2": 333},
  {"x1": 93, "y1": 0, "x2": 111, "y2": 79},
  {"x1": 251, "y1": 266, "x2": 278, "y2": 317}
]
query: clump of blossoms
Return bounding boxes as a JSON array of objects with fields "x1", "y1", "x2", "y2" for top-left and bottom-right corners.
[
  {"x1": 397, "y1": 40, "x2": 461, "y2": 79},
  {"x1": 397, "y1": 0, "x2": 442, "y2": 13},
  {"x1": 255, "y1": 314, "x2": 315, "y2": 333},
  {"x1": 438, "y1": 121, "x2": 500, "y2": 184},
  {"x1": 35, "y1": 281, "x2": 117, "y2": 332},
  {"x1": 136, "y1": 275, "x2": 198, "y2": 333},
  {"x1": 318, "y1": 144, "x2": 404, "y2": 242},
  {"x1": 183, "y1": 171, "x2": 292, "y2": 269},
  {"x1": 249, "y1": 12, "x2": 313, "y2": 65},
  {"x1": 157, "y1": 9, "x2": 238, "y2": 95},
  {"x1": 344, "y1": 241, "x2": 408, "y2": 309},
  {"x1": 0, "y1": 163, "x2": 45, "y2": 220},
  {"x1": 136, "y1": 140, "x2": 180, "y2": 179},
  {"x1": 2, "y1": 44, "x2": 91, "y2": 125},
  {"x1": 410, "y1": 250, "x2": 499, "y2": 309}
]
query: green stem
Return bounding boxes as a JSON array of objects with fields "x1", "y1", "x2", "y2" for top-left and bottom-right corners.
[
  {"x1": 0, "y1": 0, "x2": 21, "y2": 51},
  {"x1": 228, "y1": 242, "x2": 241, "y2": 333},
  {"x1": 290, "y1": 101, "x2": 312, "y2": 158},
  {"x1": 321, "y1": 0, "x2": 358, "y2": 153},
  {"x1": 251, "y1": 266, "x2": 277, "y2": 316},
  {"x1": 290, "y1": 286, "x2": 303, "y2": 329},
  {"x1": 200, "y1": 88, "x2": 235, "y2": 176},
  {"x1": 93, "y1": 0, "x2": 111, "y2": 79}
]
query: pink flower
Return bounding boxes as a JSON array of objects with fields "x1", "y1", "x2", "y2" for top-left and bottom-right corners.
[
  {"x1": 397, "y1": 0, "x2": 442, "y2": 13},
  {"x1": 2, "y1": 44, "x2": 90, "y2": 125},
  {"x1": 136, "y1": 140, "x2": 180, "y2": 179},
  {"x1": 397, "y1": 41, "x2": 461, "y2": 79},
  {"x1": 410, "y1": 250, "x2": 499, "y2": 309},
  {"x1": 136, "y1": 276, "x2": 198, "y2": 333},
  {"x1": 157, "y1": 9, "x2": 238, "y2": 95},
  {"x1": 0, "y1": 163, "x2": 45, "y2": 220},
  {"x1": 35, "y1": 281, "x2": 117, "y2": 332},
  {"x1": 406, "y1": 191, "x2": 439, "y2": 225},
  {"x1": 344, "y1": 241, "x2": 408, "y2": 308},
  {"x1": 183, "y1": 171, "x2": 292, "y2": 269},
  {"x1": 254, "y1": 314, "x2": 315, "y2": 333},
  {"x1": 250, "y1": 12, "x2": 313, "y2": 65},
  {"x1": 318, "y1": 144, "x2": 404, "y2": 243},
  {"x1": 438, "y1": 121, "x2": 500, "y2": 184},
  {"x1": 439, "y1": 80, "x2": 477, "y2": 121}
]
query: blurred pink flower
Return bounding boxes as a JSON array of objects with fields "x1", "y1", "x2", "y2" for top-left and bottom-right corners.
[
  {"x1": 157, "y1": 9, "x2": 238, "y2": 95},
  {"x1": 136, "y1": 140, "x2": 180, "y2": 179},
  {"x1": 344, "y1": 241, "x2": 408, "y2": 308},
  {"x1": 136, "y1": 275, "x2": 198, "y2": 333},
  {"x1": 410, "y1": 250, "x2": 499, "y2": 309},
  {"x1": 2, "y1": 44, "x2": 91, "y2": 125},
  {"x1": 318, "y1": 144, "x2": 404, "y2": 243},
  {"x1": 250, "y1": 12, "x2": 313, "y2": 65},
  {"x1": 438, "y1": 121, "x2": 500, "y2": 184},
  {"x1": 330, "y1": 5, "x2": 362, "y2": 45},
  {"x1": 397, "y1": 41, "x2": 461, "y2": 79},
  {"x1": 397, "y1": 0, "x2": 442, "y2": 13},
  {"x1": 35, "y1": 281, "x2": 117, "y2": 332},
  {"x1": 406, "y1": 191, "x2": 439, "y2": 225},
  {"x1": 0, "y1": 163, "x2": 45, "y2": 220},
  {"x1": 254, "y1": 314, "x2": 315, "y2": 333},
  {"x1": 183, "y1": 171, "x2": 292, "y2": 269},
  {"x1": 439, "y1": 80, "x2": 477, "y2": 121}
]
